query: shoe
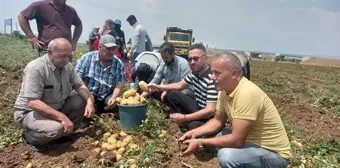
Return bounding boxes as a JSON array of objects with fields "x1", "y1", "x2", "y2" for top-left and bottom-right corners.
[
  {"x1": 50, "y1": 132, "x2": 81, "y2": 144},
  {"x1": 22, "y1": 133, "x2": 48, "y2": 152}
]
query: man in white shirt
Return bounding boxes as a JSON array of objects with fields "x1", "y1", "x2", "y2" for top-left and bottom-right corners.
[{"x1": 126, "y1": 15, "x2": 153, "y2": 69}]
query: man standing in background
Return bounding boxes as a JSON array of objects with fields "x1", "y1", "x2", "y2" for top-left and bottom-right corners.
[
  {"x1": 18, "y1": 0, "x2": 83, "y2": 58},
  {"x1": 126, "y1": 15, "x2": 153, "y2": 69}
]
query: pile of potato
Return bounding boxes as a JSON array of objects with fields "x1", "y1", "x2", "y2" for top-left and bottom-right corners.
[
  {"x1": 92, "y1": 130, "x2": 140, "y2": 167},
  {"x1": 115, "y1": 81, "x2": 149, "y2": 106}
]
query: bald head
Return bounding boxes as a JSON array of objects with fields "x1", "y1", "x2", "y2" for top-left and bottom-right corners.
[
  {"x1": 48, "y1": 38, "x2": 72, "y2": 51},
  {"x1": 47, "y1": 38, "x2": 72, "y2": 68},
  {"x1": 214, "y1": 52, "x2": 243, "y2": 76}
]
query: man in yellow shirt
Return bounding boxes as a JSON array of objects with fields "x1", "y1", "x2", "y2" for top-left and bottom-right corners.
[{"x1": 179, "y1": 52, "x2": 291, "y2": 168}]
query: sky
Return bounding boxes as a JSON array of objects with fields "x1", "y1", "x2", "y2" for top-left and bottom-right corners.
[{"x1": 0, "y1": 0, "x2": 339, "y2": 58}]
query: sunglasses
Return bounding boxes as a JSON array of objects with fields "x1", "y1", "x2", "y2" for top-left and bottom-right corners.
[{"x1": 188, "y1": 56, "x2": 200, "y2": 62}]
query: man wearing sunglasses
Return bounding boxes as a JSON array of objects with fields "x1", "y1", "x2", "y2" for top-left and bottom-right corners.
[
  {"x1": 75, "y1": 35, "x2": 126, "y2": 116},
  {"x1": 147, "y1": 43, "x2": 218, "y2": 132}
]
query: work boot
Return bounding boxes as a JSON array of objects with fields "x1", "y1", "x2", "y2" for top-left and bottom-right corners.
[{"x1": 50, "y1": 132, "x2": 81, "y2": 144}]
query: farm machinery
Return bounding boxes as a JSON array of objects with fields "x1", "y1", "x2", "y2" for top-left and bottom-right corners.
[{"x1": 163, "y1": 27, "x2": 195, "y2": 60}]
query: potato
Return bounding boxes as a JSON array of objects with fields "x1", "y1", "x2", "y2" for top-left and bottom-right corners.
[
  {"x1": 117, "y1": 147, "x2": 125, "y2": 155},
  {"x1": 116, "y1": 97, "x2": 123, "y2": 103},
  {"x1": 120, "y1": 131, "x2": 128, "y2": 137},
  {"x1": 103, "y1": 132, "x2": 111, "y2": 140},
  {"x1": 107, "y1": 137, "x2": 117, "y2": 144},
  {"x1": 116, "y1": 154, "x2": 122, "y2": 161},
  {"x1": 25, "y1": 162, "x2": 33, "y2": 168},
  {"x1": 120, "y1": 99, "x2": 128, "y2": 105},
  {"x1": 128, "y1": 99, "x2": 140, "y2": 105},
  {"x1": 123, "y1": 89, "x2": 137, "y2": 98},
  {"x1": 133, "y1": 93, "x2": 140, "y2": 101},
  {"x1": 128, "y1": 159, "x2": 136, "y2": 164},
  {"x1": 129, "y1": 143, "x2": 138, "y2": 149},
  {"x1": 116, "y1": 141, "x2": 122, "y2": 148},
  {"x1": 130, "y1": 164, "x2": 137, "y2": 168},
  {"x1": 106, "y1": 144, "x2": 117, "y2": 150},
  {"x1": 111, "y1": 133, "x2": 119, "y2": 139},
  {"x1": 128, "y1": 96, "x2": 134, "y2": 100},
  {"x1": 139, "y1": 81, "x2": 148, "y2": 92},
  {"x1": 121, "y1": 141, "x2": 129, "y2": 148},
  {"x1": 102, "y1": 142, "x2": 109, "y2": 149}
]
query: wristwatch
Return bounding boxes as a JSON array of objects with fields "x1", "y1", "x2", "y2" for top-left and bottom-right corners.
[{"x1": 197, "y1": 138, "x2": 204, "y2": 151}]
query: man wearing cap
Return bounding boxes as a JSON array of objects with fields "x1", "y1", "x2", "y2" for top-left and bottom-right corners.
[
  {"x1": 113, "y1": 19, "x2": 126, "y2": 60},
  {"x1": 75, "y1": 34, "x2": 126, "y2": 114},
  {"x1": 18, "y1": 0, "x2": 83, "y2": 57},
  {"x1": 126, "y1": 15, "x2": 153, "y2": 68}
]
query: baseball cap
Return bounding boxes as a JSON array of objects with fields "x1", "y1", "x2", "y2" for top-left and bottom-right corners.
[
  {"x1": 114, "y1": 19, "x2": 121, "y2": 25},
  {"x1": 105, "y1": 19, "x2": 114, "y2": 25},
  {"x1": 100, "y1": 34, "x2": 117, "y2": 47}
]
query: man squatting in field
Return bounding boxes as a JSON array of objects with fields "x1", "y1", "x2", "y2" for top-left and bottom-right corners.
[
  {"x1": 18, "y1": 0, "x2": 83, "y2": 59},
  {"x1": 140, "y1": 42, "x2": 195, "y2": 112},
  {"x1": 147, "y1": 43, "x2": 218, "y2": 132},
  {"x1": 178, "y1": 52, "x2": 292, "y2": 168},
  {"x1": 13, "y1": 38, "x2": 95, "y2": 152},
  {"x1": 75, "y1": 34, "x2": 126, "y2": 118}
]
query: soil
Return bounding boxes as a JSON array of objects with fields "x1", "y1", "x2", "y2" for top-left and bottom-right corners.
[{"x1": 1, "y1": 60, "x2": 340, "y2": 167}]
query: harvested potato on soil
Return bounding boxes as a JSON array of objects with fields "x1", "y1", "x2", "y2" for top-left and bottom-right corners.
[
  {"x1": 120, "y1": 131, "x2": 127, "y2": 137},
  {"x1": 139, "y1": 81, "x2": 148, "y2": 92},
  {"x1": 103, "y1": 132, "x2": 111, "y2": 140},
  {"x1": 93, "y1": 148, "x2": 101, "y2": 154}
]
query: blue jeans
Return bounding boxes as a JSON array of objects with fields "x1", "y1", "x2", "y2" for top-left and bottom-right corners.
[{"x1": 215, "y1": 128, "x2": 290, "y2": 168}]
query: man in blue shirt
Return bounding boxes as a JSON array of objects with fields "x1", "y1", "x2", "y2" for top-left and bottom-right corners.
[{"x1": 75, "y1": 34, "x2": 126, "y2": 114}]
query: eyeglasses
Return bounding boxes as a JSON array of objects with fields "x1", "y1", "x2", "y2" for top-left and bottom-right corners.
[{"x1": 188, "y1": 56, "x2": 201, "y2": 62}]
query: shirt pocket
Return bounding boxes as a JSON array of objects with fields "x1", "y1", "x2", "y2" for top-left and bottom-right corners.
[{"x1": 42, "y1": 85, "x2": 58, "y2": 104}]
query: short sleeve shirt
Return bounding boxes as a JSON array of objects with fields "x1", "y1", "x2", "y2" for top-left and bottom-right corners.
[
  {"x1": 184, "y1": 66, "x2": 218, "y2": 109},
  {"x1": 14, "y1": 55, "x2": 83, "y2": 111},
  {"x1": 216, "y1": 77, "x2": 292, "y2": 159},
  {"x1": 20, "y1": 0, "x2": 82, "y2": 48},
  {"x1": 75, "y1": 51, "x2": 126, "y2": 101}
]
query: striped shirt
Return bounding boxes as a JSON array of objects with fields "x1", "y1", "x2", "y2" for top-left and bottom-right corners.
[
  {"x1": 184, "y1": 66, "x2": 218, "y2": 108},
  {"x1": 75, "y1": 51, "x2": 126, "y2": 101}
]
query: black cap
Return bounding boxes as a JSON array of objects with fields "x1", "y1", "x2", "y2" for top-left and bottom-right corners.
[{"x1": 126, "y1": 15, "x2": 136, "y2": 21}]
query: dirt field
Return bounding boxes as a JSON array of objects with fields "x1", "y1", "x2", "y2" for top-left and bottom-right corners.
[{"x1": 0, "y1": 36, "x2": 339, "y2": 168}]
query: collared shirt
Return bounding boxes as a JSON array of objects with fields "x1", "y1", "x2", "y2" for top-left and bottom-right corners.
[
  {"x1": 216, "y1": 77, "x2": 292, "y2": 159},
  {"x1": 20, "y1": 0, "x2": 82, "y2": 50},
  {"x1": 14, "y1": 55, "x2": 83, "y2": 111},
  {"x1": 131, "y1": 22, "x2": 152, "y2": 54},
  {"x1": 184, "y1": 66, "x2": 218, "y2": 109},
  {"x1": 150, "y1": 56, "x2": 191, "y2": 85},
  {"x1": 75, "y1": 51, "x2": 126, "y2": 101}
]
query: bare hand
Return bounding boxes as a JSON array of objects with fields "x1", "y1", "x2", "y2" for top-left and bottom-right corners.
[
  {"x1": 147, "y1": 83, "x2": 159, "y2": 92},
  {"x1": 61, "y1": 117, "x2": 74, "y2": 133},
  {"x1": 181, "y1": 139, "x2": 199, "y2": 156},
  {"x1": 179, "y1": 130, "x2": 196, "y2": 142},
  {"x1": 161, "y1": 91, "x2": 167, "y2": 102},
  {"x1": 107, "y1": 97, "x2": 117, "y2": 109},
  {"x1": 84, "y1": 101, "x2": 95, "y2": 118},
  {"x1": 170, "y1": 113, "x2": 186, "y2": 126},
  {"x1": 28, "y1": 36, "x2": 44, "y2": 49}
]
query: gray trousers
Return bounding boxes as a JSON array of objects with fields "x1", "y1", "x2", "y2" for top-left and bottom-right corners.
[{"x1": 13, "y1": 92, "x2": 86, "y2": 145}]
